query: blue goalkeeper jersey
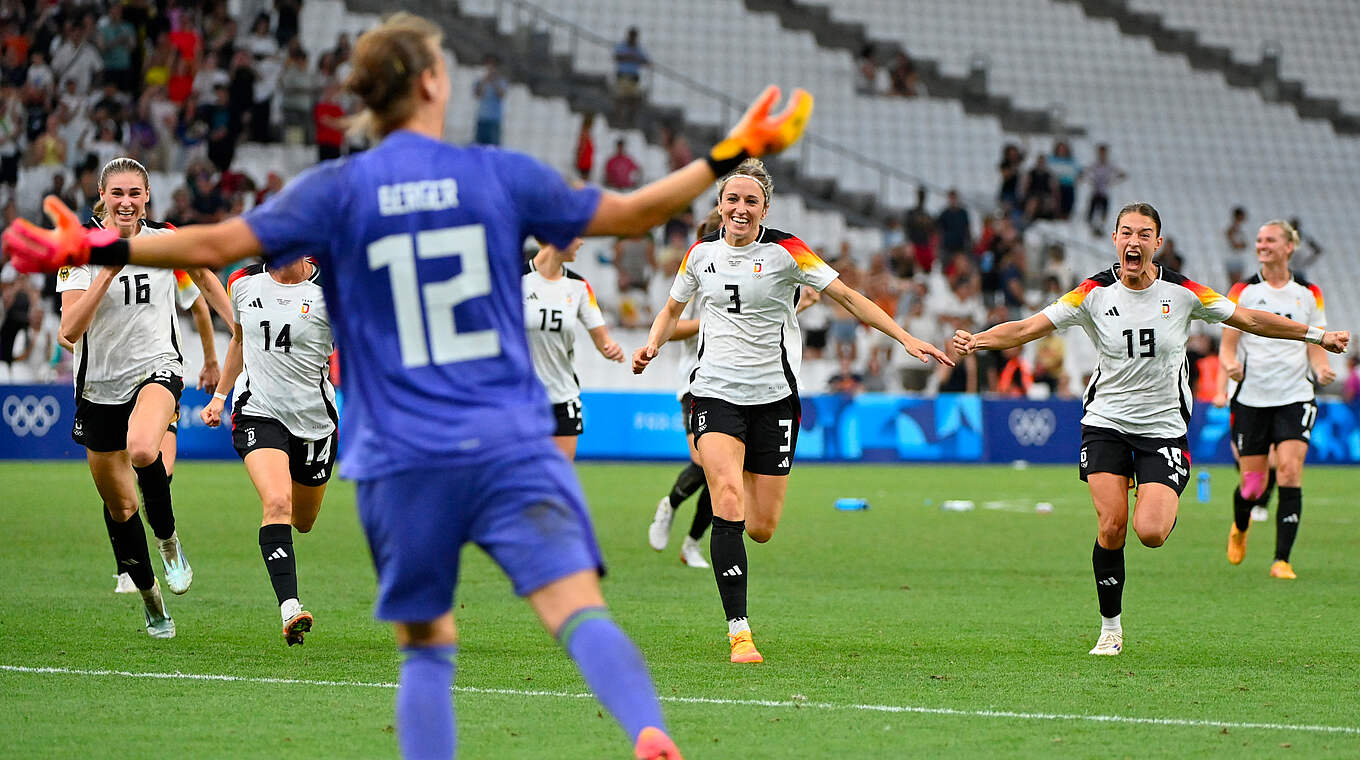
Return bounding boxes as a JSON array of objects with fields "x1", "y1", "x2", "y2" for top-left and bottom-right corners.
[{"x1": 243, "y1": 130, "x2": 601, "y2": 479}]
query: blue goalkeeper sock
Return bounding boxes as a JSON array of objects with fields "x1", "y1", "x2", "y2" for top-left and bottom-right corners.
[
  {"x1": 397, "y1": 644, "x2": 456, "y2": 759},
  {"x1": 559, "y1": 607, "x2": 666, "y2": 743}
]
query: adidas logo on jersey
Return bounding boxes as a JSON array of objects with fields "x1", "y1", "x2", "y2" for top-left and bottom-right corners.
[
  {"x1": 248, "y1": 298, "x2": 264, "y2": 308},
  {"x1": 1097, "y1": 576, "x2": 1119, "y2": 586},
  {"x1": 526, "y1": 292, "x2": 539, "y2": 300},
  {"x1": 267, "y1": 548, "x2": 289, "y2": 561},
  {"x1": 721, "y1": 565, "x2": 743, "y2": 577},
  {"x1": 1105, "y1": 306, "x2": 1120, "y2": 317},
  {"x1": 704, "y1": 263, "x2": 717, "y2": 274}
]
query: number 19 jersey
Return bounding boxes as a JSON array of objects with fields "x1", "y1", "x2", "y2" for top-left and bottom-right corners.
[
  {"x1": 1041, "y1": 265, "x2": 1235, "y2": 438},
  {"x1": 241, "y1": 130, "x2": 600, "y2": 479}
]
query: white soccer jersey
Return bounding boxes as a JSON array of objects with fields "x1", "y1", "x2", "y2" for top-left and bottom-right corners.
[
  {"x1": 1041, "y1": 265, "x2": 1236, "y2": 438},
  {"x1": 175, "y1": 272, "x2": 201, "y2": 310},
  {"x1": 228, "y1": 262, "x2": 336, "y2": 440},
  {"x1": 522, "y1": 262, "x2": 606, "y2": 404},
  {"x1": 55, "y1": 222, "x2": 183, "y2": 404},
  {"x1": 670, "y1": 227, "x2": 838, "y2": 406},
  {"x1": 1226, "y1": 273, "x2": 1325, "y2": 408}
]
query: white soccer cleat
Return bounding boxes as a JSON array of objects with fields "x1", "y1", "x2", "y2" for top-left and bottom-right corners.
[
  {"x1": 113, "y1": 572, "x2": 137, "y2": 594},
  {"x1": 157, "y1": 533, "x2": 193, "y2": 595},
  {"x1": 679, "y1": 536, "x2": 709, "y2": 568},
  {"x1": 648, "y1": 497, "x2": 675, "y2": 551},
  {"x1": 1088, "y1": 629, "x2": 1123, "y2": 656},
  {"x1": 1250, "y1": 506, "x2": 1269, "y2": 523},
  {"x1": 142, "y1": 581, "x2": 175, "y2": 639}
]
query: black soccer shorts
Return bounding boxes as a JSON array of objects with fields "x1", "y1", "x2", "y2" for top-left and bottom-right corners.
[
  {"x1": 690, "y1": 394, "x2": 800, "y2": 476},
  {"x1": 1079, "y1": 424, "x2": 1191, "y2": 495},
  {"x1": 232, "y1": 414, "x2": 337, "y2": 485},
  {"x1": 1230, "y1": 400, "x2": 1317, "y2": 456}
]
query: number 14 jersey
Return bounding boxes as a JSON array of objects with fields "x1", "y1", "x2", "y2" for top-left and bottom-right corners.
[{"x1": 1041, "y1": 265, "x2": 1235, "y2": 438}]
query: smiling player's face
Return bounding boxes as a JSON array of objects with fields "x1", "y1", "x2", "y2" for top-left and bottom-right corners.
[
  {"x1": 100, "y1": 171, "x2": 148, "y2": 238},
  {"x1": 1255, "y1": 224, "x2": 1294, "y2": 268},
  {"x1": 719, "y1": 177, "x2": 768, "y2": 246}
]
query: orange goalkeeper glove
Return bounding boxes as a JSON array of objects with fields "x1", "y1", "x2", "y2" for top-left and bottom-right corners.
[
  {"x1": 707, "y1": 85, "x2": 814, "y2": 177},
  {"x1": 1, "y1": 195, "x2": 126, "y2": 273}
]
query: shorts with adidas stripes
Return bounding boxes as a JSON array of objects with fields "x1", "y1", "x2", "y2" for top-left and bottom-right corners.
[
  {"x1": 1078, "y1": 424, "x2": 1191, "y2": 495},
  {"x1": 690, "y1": 394, "x2": 800, "y2": 476},
  {"x1": 231, "y1": 413, "x2": 337, "y2": 485}
]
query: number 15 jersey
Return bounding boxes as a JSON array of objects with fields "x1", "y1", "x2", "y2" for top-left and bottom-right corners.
[{"x1": 1041, "y1": 265, "x2": 1235, "y2": 438}]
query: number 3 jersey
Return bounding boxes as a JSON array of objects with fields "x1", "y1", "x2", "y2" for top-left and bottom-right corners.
[
  {"x1": 522, "y1": 261, "x2": 605, "y2": 404},
  {"x1": 1226, "y1": 273, "x2": 1326, "y2": 408},
  {"x1": 227, "y1": 263, "x2": 337, "y2": 440},
  {"x1": 670, "y1": 227, "x2": 838, "y2": 406},
  {"x1": 1041, "y1": 265, "x2": 1235, "y2": 438},
  {"x1": 55, "y1": 221, "x2": 182, "y2": 404}
]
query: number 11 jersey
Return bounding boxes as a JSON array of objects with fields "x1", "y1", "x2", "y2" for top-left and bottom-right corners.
[{"x1": 1041, "y1": 265, "x2": 1235, "y2": 438}]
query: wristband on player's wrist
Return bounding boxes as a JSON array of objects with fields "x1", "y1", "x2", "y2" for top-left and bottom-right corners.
[
  {"x1": 212, "y1": 392, "x2": 228, "y2": 401},
  {"x1": 88, "y1": 238, "x2": 130, "y2": 266},
  {"x1": 1304, "y1": 325, "x2": 1325, "y2": 344}
]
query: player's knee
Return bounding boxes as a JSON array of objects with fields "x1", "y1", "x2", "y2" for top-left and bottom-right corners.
[
  {"x1": 1097, "y1": 523, "x2": 1126, "y2": 548},
  {"x1": 293, "y1": 518, "x2": 315, "y2": 533},
  {"x1": 261, "y1": 495, "x2": 293, "y2": 524},
  {"x1": 1136, "y1": 527, "x2": 1168, "y2": 548},
  {"x1": 747, "y1": 524, "x2": 775, "y2": 543},
  {"x1": 1241, "y1": 470, "x2": 1268, "y2": 500},
  {"x1": 126, "y1": 441, "x2": 159, "y2": 468},
  {"x1": 1276, "y1": 464, "x2": 1303, "y2": 488},
  {"x1": 106, "y1": 501, "x2": 138, "y2": 521}
]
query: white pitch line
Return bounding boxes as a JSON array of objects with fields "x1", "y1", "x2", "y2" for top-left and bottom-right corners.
[{"x1": 3, "y1": 664, "x2": 1357, "y2": 736}]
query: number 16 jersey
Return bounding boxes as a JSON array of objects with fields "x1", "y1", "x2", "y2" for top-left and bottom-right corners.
[{"x1": 1041, "y1": 265, "x2": 1235, "y2": 438}]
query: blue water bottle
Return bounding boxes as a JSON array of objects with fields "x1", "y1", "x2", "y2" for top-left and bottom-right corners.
[{"x1": 1196, "y1": 470, "x2": 1211, "y2": 503}]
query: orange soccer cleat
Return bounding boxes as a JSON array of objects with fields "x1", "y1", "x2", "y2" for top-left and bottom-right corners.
[
  {"x1": 633, "y1": 727, "x2": 683, "y2": 760},
  {"x1": 728, "y1": 630, "x2": 764, "y2": 664},
  {"x1": 1227, "y1": 523, "x2": 1249, "y2": 565}
]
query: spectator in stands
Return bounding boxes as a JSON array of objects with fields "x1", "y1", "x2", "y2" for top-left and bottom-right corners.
[
  {"x1": 24, "y1": 112, "x2": 66, "y2": 168},
  {"x1": 660, "y1": 124, "x2": 692, "y2": 172},
  {"x1": 905, "y1": 187, "x2": 936, "y2": 272},
  {"x1": 0, "y1": 81, "x2": 20, "y2": 189},
  {"x1": 997, "y1": 143, "x2": 1024, "y2": 213},
  {"x1": 603, "y1": 138, "x2": 641, "y2": 190},
  {"x1": 1289, "y1": 216, "x2": 1325, "y2": 273},
  {"x1": 1049, "y1": 141, "x2": 1079, "y2": 220},
  {"x1": 1080, "y1": 143, "x2": 1124, "y2": 236},
  {"x1": 163, "y1": 185, "x2": 196, "y2": 227},
  {"x1": 279, "y1": 40, "x2": 317, "y2": 144},
  {"x1": 188, "y1": 161, "x2": 226, "y2": 221},
  {"x1": 140, "y1": 83, "x2": 179, "y2": 171},
  {"x1": 275, "y1": 0, "x2": 301, "y2": 47},
  {"x1": 826, "y1": 253, "x2": 862, "y2": 360},
  {"x1": 1224, "y1": 206, "x2": 1249, "y2": 282},
  {"x1": 995, "y1": 346, "x2": 1032, "y2": 397},
  {"x1": 997, "y1": 246, "x2": 1028, "y2": 312},
  {"x1": 1041, "y1": 243, "x2": 1073, "y2": 291},
  {"x1": 313, "y1": 80, "x2": 345, "y2": 162},
  {"x1": 256, "y1": 171, "x2": 285, "y2": 205},
  {"x1": 81, "y1": 119, "x2": 124, "y2": 172},
  {"x1": 1022, "y1": 154, "x2": 1059, "y2": 222},
  {"x1": 72, "y1": 164, "x2": 97, "y2": 222},
  {"x1": 191, "y1": 53, "x2": 230, "y2": 105},
  {"x1": 39, "y1": 170, "x2": 76, "y2": 212},
  {"x1": 50, "y1": 19, "x2": 102, "y2": 95},
  {"x1": 1344, "y1": 355, "x2": 1360, "y2": 404},
  {"x1": 95, "y1": 3, "x2": 136, "y2": 93},
  {"x1": 242, "y1": 13, "x2": 278, "y2": 60},
  {"x1": 614, "y1": 232, "x2": 655, "y2": 327},
  {"x1": 574, "y1": 113, "x2": 594, "y2": 180},
  {"x1": 227, "y1": 48, "x2": 257, "y2": 146},
  {"x1": 203, "y1": 83, "x2": 236, "y2": 171},
  {"x1": 206, "y1": 17, "x2": 239, "y2": 69},
  {"x1": 142, "y1": 30, "x2": 175, "y2": 91},
  {"x1": 0, "y1": 40, "x2": 23, "y2": 88},
  {"x1": 25, "y1": 49, "x2": 53, "y2": 94},
  {"x1": 935, "y1": 188, "x2": 970, "y2": 258},
  {"x1": 0, "y1": 259, "x2": 41, "y2": 380},
  {"x1": 472, "y1": 54, "x2": 506, "y2": 145},
  {"x1": 887, "y1": 51, "x2": 919, "y2": 97},
  {"x1": 1155, "y1": 235, "x2": 1183, "y2": 273},
  {"x1": 855, "y1": 44, "x2": 877, "y2": 95},
  {"x1": 613, "y1": 27, "x2": 648, "y2": 124},
  {"x1": 828, "y1": 355, "x2": 864, "y2": 395}
]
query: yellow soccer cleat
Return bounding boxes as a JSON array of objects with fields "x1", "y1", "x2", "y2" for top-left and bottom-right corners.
[
  {"x1": 728, "y1": 630, "x2": 764, "y2": 664},
  {"x1": 633, "y1": 727, "x2": 684, "y2": 760},
  {"x1": 1269, "y1": 560, "x2": 1297, "y2": 580},
  {"x1": 1227, "y1": 523, "x2": 1249, "y2": 565}
]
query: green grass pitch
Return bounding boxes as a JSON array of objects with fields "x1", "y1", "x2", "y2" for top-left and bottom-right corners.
[{"x1": 2, "y1": 460, "x2": 1357, "y2": 758}]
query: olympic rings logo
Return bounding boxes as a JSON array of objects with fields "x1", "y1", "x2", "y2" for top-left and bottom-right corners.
[
  {"x1": 1008, "y1": 407, "x2": 1057, "y2": 446},
  {"x1": 3, "y1": 394, "x2": 61, "y2": 438}
]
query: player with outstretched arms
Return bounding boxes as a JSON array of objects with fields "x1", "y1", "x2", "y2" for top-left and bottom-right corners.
[
  {"x1": 3, "y1": 12, "x2": 814, "y2": 758},
  {"x1": 952, "y1": 203, "x2": 1348, "y2": 656},
  {"x1": 200, "y1": 255, "x2": 336, "y2": 645}
]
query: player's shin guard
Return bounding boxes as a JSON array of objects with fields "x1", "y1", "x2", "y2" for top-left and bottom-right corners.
[
  {"x1": 109, "y1": 508, "x2": 155, "y2": 590},
  {"x1": 710, "y1": 517, "x2": 748, "y2": 621},
  {"x1": 1092, "y1": 541, "x2": 1125, "y2": 619},
  {"x1": 689, "y1": 487, "x2": 713, "y2": 541},
  {"x1": 397, "y1": 644, "x2": 456, "y2": 760},
  {"x1": 134, "y1": 453, "x2": 175, "y2": 541},
  {"x1": 668, "y1": 463, "x2": 706, "y2": 509},
  {"x1": 1233, "y1": 487, "x2": 1253, "y2": 531},
  {"x1": 1275, "y1": 487, "x2": 1302, "y2": 562},
  {"x1": 558, "y1": 606, "x2": 666, "y2": 745},
  {"x1": 259, "y1": 523, "x2": 298, "y2": 605}
]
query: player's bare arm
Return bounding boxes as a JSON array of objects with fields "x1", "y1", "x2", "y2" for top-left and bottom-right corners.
[
  {"x1": 1224, "y1": 307, "x2": 1349, "y2": 354},
  {"x1": 953, "y1": 312, "x2": 1057, "y2": 356},
  {"x1": 634, "y1": 296, "x2": 687, "y2": 374},
  {"x1": 201, "y1": 321, "x2": 245, "y2": 427},
  {"x1": 186, "y1": 266, "x2": 235, "y2": 330},
  {"x1": 821, "y1": 278, "x2": 952, "y2": 365},
  {"x1": 588, "y1": 325, "x2": 625, "y2": 363},
  {"x1": 189, "y1": 297, "x2": 220, "y2": 391},
  {"x1": 668, "y1": 318, "x2": 700, "y2": 342}
]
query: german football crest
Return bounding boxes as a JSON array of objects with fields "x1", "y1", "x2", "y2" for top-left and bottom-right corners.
[
  {"x1": 300, "y1": 300, "x2": 312, "y2": 318},
  {"x1": 1160, "y1": 298, "x2": 1172, "y2": 318}
]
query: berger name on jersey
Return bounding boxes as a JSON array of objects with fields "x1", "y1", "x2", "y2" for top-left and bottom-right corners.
[
  {"x1": 378, "y1": 179, "x2": 460, "y2": 216},
  {"x1": 671, "y1": 227, "x2": 837, "y2": 406},
  {"x1": 1042, "y1": 265, "x2": 1235, "y2": 438},
  {"x1": 1227, "y1": 273, "x2": 1326, "y2": 408}
]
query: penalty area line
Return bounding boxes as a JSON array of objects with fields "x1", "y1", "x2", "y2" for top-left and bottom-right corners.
[{"x1": 3, "y1": 664, "x2": 1357, "y2": 736}]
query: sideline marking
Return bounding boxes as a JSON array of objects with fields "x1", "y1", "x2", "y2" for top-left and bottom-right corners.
[{"x1": 3, "y1": 664, "x2": 1357, "y2": 735}]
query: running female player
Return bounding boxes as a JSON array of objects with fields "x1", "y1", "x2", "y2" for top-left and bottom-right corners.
[
  {"x1": 200, "y1": 255, "x2": 336, "y2": 645},
  {"x1": 633, "y1": 158, "x2": 951, "y2": 664},
  {"x1": 1217, "y1": 219, "x2": 1331, "y2": 579},
  {"x1": 54, "y1": 157, "x2": 231, "y2": 638},
  {"x1": 952, "y1": 203, "x2": 1348, "y2": 656},
  {"x1": 5, "y1": 13, "x2": 813, "y2": 757},
  {"x1": 522, "y1": 237, "x2": 623, "y2": 461}
]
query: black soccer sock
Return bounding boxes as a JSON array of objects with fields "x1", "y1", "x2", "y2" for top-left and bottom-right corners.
[
  {"x1": 109, "y1": 510, "x2": 155, "y2": 590},
  {"x1": 1232, "y1": 487, "x2": 1253, "y2": 532},
  {"x1": 134, "y1": 453, "x2": 175, "y2": 541},
  {"x1": 1257, "y1": 468, "x2": 1277, "y2": 507},
  {"x1": 104, "y1": 506, "x2": 122, "y2": 573},
  {"x1": 688, "y1": 487, "x2": 713, "y2": 541},
  {"x1": 260, "y1": 523, "x2": 299, "y2": 605},
  {"x1": 668, "y1": 462, "x2": 706, "y2": 508},
  {"x1": 1092, "y1": 541, "x2": 1125, "y2": 620},
  {"x1": 710, "y1": 517, "x2": 748, "y2": 622},
  {"x1": 1275, "y1": 487, "x2": 1302, "y2": 562}
]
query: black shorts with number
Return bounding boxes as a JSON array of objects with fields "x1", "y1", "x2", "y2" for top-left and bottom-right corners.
[
  {"x1": 690, "y1": 394, "x2": 800, "y2": 476},
  {"x1": 1079, "y1": 425, "x2": 1191, "y2": 495},
  {"x1": 232, "y1": 414, "x2": 338, "y2": 485},
  {"x1": 551, "y1": 399, "x2": 583, "y2": 437},
  {"x1": 1230, "y1": 400, "x2": 1317, "y2": 456},
  {"x1": 72, "y1": 372, "x2": 184, "y2": 452}
]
